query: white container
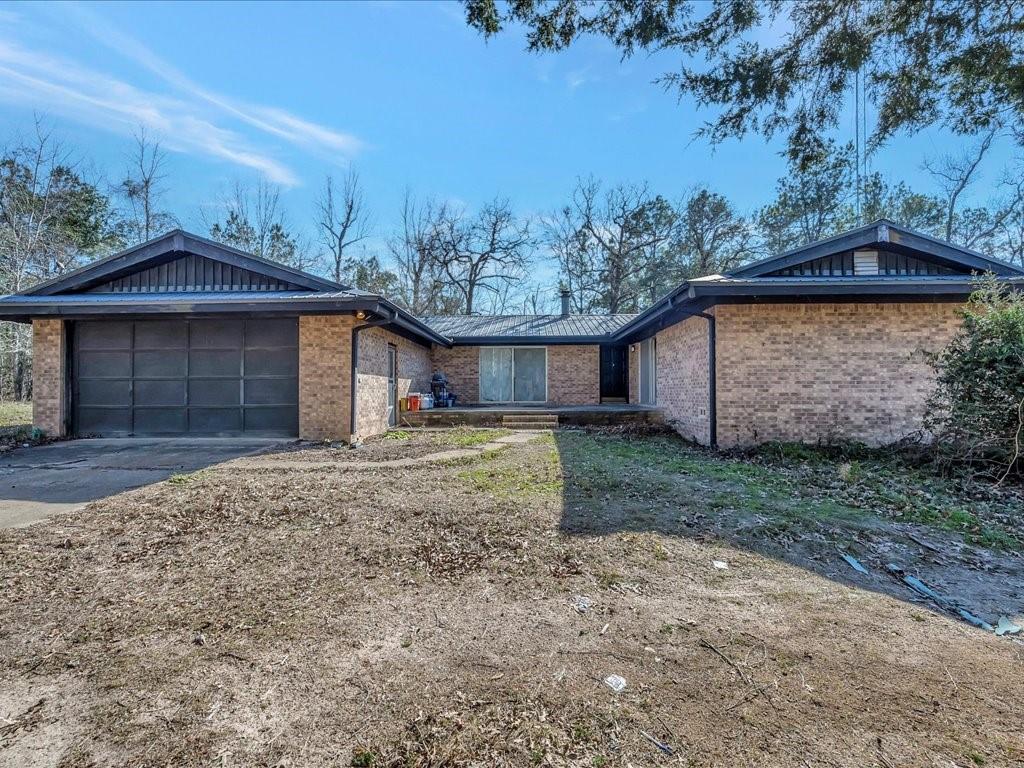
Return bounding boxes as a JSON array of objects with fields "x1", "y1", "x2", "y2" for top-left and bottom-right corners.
[{"x1": 421, "y1": 394, "x2": 434, "y2": 410}]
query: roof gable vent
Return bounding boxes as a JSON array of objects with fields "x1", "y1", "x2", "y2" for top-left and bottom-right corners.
[{"x1": 853, "y1": 250, "x2": 879, "y2": 276}]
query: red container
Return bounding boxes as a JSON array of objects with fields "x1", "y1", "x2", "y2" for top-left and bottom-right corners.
[{"x1": 408, "y1": 393, "x2": 421, "y2": 412}]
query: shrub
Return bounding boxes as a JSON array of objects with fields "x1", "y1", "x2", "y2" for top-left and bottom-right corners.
[{"x1": 926, "y1": 275, "x2": 1024, "y2": 480}]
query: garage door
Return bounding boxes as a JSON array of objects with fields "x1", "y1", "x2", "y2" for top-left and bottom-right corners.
[{"x1": 72, "y1": 318, "x2": 298, "y2": 437}]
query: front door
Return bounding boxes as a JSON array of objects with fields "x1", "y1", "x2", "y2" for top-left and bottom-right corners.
[
  {"x1": 387, "y1": 345, "x2": 397, "y2": 427},
  {"x1": 600, "y1": 345, "x2": 628, "y2": 401}
]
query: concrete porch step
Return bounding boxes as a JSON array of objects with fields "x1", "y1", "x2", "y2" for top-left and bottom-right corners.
[{"x1": 502, "y1": 414, "x2": 559, "y2": 429}]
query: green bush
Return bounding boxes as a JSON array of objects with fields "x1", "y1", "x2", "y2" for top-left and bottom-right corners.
[{"x1": 926, "y1": 275, "x2": 1024, "y2": 480}]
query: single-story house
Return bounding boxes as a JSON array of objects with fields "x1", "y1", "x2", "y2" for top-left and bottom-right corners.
[{"x1": 0, "y1": 221, "x2": 1020, "y2": 447}]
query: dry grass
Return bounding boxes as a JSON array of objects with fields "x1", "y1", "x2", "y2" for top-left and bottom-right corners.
[{"x1": 1, "y1": 429, "x2": 1022, "y2": 767}]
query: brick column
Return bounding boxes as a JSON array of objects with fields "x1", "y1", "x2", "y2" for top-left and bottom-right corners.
[
  {"x1": 32, "y1": 318, "x2": 66, "y2": 437},
  {"x1": 298, "y1": 315, "x2": 354, "y2": 441}
]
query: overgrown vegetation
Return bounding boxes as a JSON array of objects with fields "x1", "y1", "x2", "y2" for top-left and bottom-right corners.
[{"x1": 926, "y1": 276, "x2": 1024, "y2": 481}]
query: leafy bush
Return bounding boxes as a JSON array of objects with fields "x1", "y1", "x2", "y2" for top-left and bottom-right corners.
[{"x1": 926, "y1": 275, "x2": 1024, "y2": 480}]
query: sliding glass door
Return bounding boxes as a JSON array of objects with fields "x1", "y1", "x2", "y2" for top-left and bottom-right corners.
[{"x1": 479, "y1": 347, "x2": 547, "y2": 403}]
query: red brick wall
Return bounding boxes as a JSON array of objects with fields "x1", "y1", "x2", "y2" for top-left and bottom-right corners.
[
  {"x1": 655, "y1": 315, "x2": 711, "y2": 444},
  {"x1": 32, "y1": 318, "x2": 66, "y2": 436},
  {"x1": 714, "y1": 302, "x2": 964, "y2": 447},
  {"x1": 430, "y1": 344, "x2": 600, "y2": 405},
  {"x1": 355, "y1": 328, "x2": 431, "y2": 440}
]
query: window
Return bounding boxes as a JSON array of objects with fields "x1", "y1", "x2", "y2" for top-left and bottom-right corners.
[{"x1": 479, "y1": 347, "x2": 547, "y2": 403}]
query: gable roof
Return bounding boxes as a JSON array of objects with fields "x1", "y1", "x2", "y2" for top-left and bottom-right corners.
[
  {"x1": 612, "y1": 220, "x2": 1024, "y2": 343},
  {"x1": 731, "y1": 220, "x2": 1024, "y2": 279},
  {"x1": 23, "y1": 229, "x2": 349, "y2": 296},
  {"x1": 422, "y1": 313, "x2": 636, "y2": 343}
]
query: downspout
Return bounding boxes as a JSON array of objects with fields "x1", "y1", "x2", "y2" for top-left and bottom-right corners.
[
  {"x1": 696, "y1": 311, "x2": 717, "y2": 448},
  {"x1": 349, "y1": 312, "x2": 392, "y2": 444}
]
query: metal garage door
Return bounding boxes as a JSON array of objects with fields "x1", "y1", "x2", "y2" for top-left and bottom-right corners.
[{"x1": 72, "y1": 318, "x2": 298, "y2": 437}]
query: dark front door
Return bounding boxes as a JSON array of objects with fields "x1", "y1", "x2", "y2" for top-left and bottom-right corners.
[
  {"x1": 71, "y1": 318, "x2": 298, "y2": 437},
  {"x1": 600, "y1": 344, "x2": 628, "y2": 401}
]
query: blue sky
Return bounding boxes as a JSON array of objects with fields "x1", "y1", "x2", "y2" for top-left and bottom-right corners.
[{"x1": 0, "y1": 0, "x2": 1017, "y2": 263}]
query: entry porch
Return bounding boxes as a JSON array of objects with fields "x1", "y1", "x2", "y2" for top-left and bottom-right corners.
[{"x1": 399, "y1": 403, "x2": 662, "y2": 429}]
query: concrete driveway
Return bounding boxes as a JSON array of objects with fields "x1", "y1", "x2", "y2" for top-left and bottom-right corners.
[{"x1": 0, "y1": 438, "x2": 288, "y2": 528}]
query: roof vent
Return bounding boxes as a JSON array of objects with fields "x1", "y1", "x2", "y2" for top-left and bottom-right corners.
[
  {"x1": 853, "y1": 250, "x2": 879, "y2": 276},
  {"x1": 559, "y1": 288, "x2": 572, "y2": 317}
]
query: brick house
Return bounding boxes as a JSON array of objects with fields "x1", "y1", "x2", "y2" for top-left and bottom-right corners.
[{"x1": 0, "y1": 221, "x2": 1021, "y2": 447}]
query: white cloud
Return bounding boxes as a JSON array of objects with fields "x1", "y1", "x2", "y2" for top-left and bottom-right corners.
[
  {"x1": 0, "y1": 4, "x2": 365, "y2": 186},
  {"x1": 61, "y1": 3, "x2": 363, "y2": 156},
  {"x1": 0, "y1": 40, "x2": 300, "y2": 185}
]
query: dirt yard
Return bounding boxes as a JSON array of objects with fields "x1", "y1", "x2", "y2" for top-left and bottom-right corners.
[{"x1": 1, "y1": 428, "x2": 1022, "y2": 767}]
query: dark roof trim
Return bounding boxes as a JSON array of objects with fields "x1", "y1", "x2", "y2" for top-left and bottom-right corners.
[
  {"x1": 26, "y1": 229, "x2": 348, "y2": 296},
  {"x1": 730, "y1": 220, "x2": 1024, "y2": 278},
  {"x1": 382, "y1": 301, "x2": 452, "y2": 347},
  {"x1": 0, "y1": 291, "x2": 453, "y2": 347},
  {"x1": 444, "y1": 335, "x2": 613, "y2": 346},
  {"x1": 686, "y1": 276, "x2": 1019, "y2": 299},
  {"x1": 610, "y1": 281, "x2": 693, "y2": 342}
]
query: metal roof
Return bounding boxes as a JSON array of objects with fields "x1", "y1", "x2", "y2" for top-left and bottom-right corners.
[
  {"x1": 24, "y1": 229, "x2": 351, "y2": 296},
  {"x1": 0, "y1": 290, "x2": 356, "y2": 305},
  {"x1": 730, "y1": 219, "x2": 1024, "y2": 278},
  {"x1": 421, "y1": 313, "x2": 637, "y2": 342}
]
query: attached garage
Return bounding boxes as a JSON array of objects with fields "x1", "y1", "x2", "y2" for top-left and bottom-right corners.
[
  {"x1": 72, "y1": 318, "x2": 298, "y2": 437},
  {"x1": 0, "y1": 230, "x2": 448, "y2": 443}
]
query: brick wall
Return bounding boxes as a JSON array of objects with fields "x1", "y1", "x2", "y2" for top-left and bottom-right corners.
[
  {"x1": 430, "y1": 344, "x2": 600, "y2": 405},
  {"x1": 655, "y1": 315, "x2": 711, "y2": 444},
  {"x1": 431, "y1": 345, "x2": 478, "y2": 406},
  {"x1": 714, "y1": 302, "x2": 963, "y2": 447},
  {"x1": 548, "y1": 345, "x2": 600, "y2": 404},
  {"x1": 32, "y1": 318, "x2": 66, "y2": 436},
  {"x1": 298, "y1": 315, "x2": 353, "y2": 441},
  {"x1": 355, "y1": 328, "x2": 431, "y2": 440}
]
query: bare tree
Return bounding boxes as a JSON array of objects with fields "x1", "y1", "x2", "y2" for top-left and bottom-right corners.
[
  {"x1": 554, "y1": 178, "x2": 678, "y2": 313},
  {"x1": 433, "y1": 198, "x2": 533, "y2": 315},
  {"x1": 924, "y1": 130, "x2": 1024, "y2": 251},
  {"x1": 0, "y1": 117, "x2": 119, "y2": 398},
  {"x1": 388, "y1": 192, "x2": 461, "y2": 315},
  {"x1": 676, "y1": 187, "x2": 754, "y2": 277},
  {"x1": 316, "y1": 169, "x2": 371, "y2": 284},
  {"x1": 119, "y1": 127, "x2": 176, "y2": 244},
  {"x1": 206, "y1": 178, "x2": 314, "y2": 270},
  {"x1": 544, "y1": 203, "x2": 604, "y2": 313}
]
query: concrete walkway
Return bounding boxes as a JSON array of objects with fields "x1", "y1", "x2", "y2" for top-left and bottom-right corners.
[
  {"x1": 225, "y1": 430, "x2": 540, "y2": 471},
  {"x1": 0, "y1": 439, "x2": 286, "y2": 528}
]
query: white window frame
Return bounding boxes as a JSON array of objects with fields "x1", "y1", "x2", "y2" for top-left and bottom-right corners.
[
  {"x1": 478, "y1": 346, "x2": 548, "y2": 404},
  {"x1": 638, "y1": 337, "x2": 657, "y2": 405}
]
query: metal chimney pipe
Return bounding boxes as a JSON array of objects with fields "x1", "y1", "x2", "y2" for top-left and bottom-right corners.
[{"x1": 559, "y1": 288, "x2": 571, "y2": 317}]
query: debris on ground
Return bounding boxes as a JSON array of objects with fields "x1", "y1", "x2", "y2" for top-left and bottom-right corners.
[
  {"x1": 887, "y1": 564, "x2": 995, "y2": 631},
  {"x1": 603, "y1": 674, "x2": 627, "y2": 693},
  {"x1": 570, "y1": 595, "x2": 592, "y2": 614},
  {"x1": 840, "y1": 553, "x2": 870, "y2": 575},
  {"x1": 640, "y1": 729, "x2": 674, "y2": 755},
  {"x1": 995, "y1": 616, "x2": 1022, "y2": 636},
  {"x1": 712, "y1": 560, "x2": 729, "y2": 570}
]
